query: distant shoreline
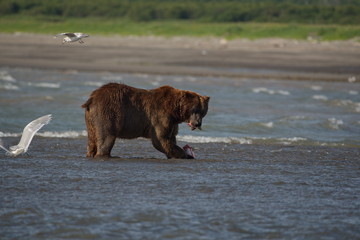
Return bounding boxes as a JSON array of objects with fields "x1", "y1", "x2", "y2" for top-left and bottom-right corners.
[{"x1": 0, "y1": 33, "x2": 359, "y2": 82}]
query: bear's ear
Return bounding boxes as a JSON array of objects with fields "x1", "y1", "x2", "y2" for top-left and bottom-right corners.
[{"x1": 200, "y1": 96, "x2": 210, "y2": 104}]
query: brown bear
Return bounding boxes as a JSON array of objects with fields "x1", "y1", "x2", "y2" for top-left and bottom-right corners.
[{"x1": 81, "y1": 83, "x2": 210, "y2": 159}]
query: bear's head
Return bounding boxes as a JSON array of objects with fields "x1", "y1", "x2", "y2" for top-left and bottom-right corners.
[{"x1": 179, "y1": 91, "x2": 210, "y2": 131}]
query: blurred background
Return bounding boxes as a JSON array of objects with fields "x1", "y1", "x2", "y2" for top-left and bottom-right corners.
[{"x1": 0, "y1": 0, "x2": 359, "y2": 40}]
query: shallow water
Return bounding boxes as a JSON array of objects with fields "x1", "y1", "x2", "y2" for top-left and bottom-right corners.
[
  {"x1": 1, "y1": 67, "x2": 359, "y2": 146},
  {"x1": 1, "y1": 67, "x2": 360, "y2": 239},
  {"x1": 1, "y1": 138, "x2": 360, "y2": 239}
]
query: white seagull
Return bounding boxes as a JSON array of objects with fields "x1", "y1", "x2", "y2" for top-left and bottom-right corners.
[
  {"x1": 54, "y1": 32, "x2": 89, "y2": 44},
  {"x1": 0, "y1": 114, "x2": 52, "y2": 156}
]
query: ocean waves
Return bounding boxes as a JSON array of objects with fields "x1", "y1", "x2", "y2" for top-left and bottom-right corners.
[
  {"x1": 1, "y1": 131, "x2": 358, "y2": 148},
  {"x1": 252, "y1": 87, "x2": 290, "y2": 96},
  {"x1": 0, "y1": 130, "x2": 87, "y2": 138},
  {"x1": 178, "y1": 135, "x2": 253, "y2": 144},
  {"x1": 0, "y1": 69, "x2": 61, "y2": 90},
  {"x1": 179, "y1": 135, "x2": 359, "y2": 147},
  {"x1": 1, "y1": 67, "x2": 360, "y2": 149}
]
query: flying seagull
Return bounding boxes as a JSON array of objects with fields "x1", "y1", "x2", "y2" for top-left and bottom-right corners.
[
  {"x1": 54, "y1": 33, "x2": 89, "y2": 44},
  {"x1": 0, "y1": 114, "x2": 52, "y2": 156}
]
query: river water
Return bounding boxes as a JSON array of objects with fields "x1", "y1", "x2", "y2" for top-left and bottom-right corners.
[{"x1": 1, "y1": 67, "x2": 359, "y2": 239}]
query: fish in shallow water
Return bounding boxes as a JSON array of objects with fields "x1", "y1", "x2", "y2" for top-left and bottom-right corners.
[{"x1": 183, "y1": 144, "x2": 196, "y2": 158}]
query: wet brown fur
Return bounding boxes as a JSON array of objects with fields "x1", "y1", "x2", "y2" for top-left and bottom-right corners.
[{"x1": 81, "y1": 83, "x2": 210, "y2": 159}]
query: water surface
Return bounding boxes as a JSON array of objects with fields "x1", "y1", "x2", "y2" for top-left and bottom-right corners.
[{"x1": 1, "y1": 68, "x2": 359, "y2": 239}]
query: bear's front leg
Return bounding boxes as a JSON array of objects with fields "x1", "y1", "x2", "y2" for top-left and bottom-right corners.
[
  {"x1": 170, "y1": 144, "x2": 194, "y2": 159},
  {"x1": 162, "y1": 139, "x2": 193, "y2": 159},
  {"x1": 151, "y1": 131, "x2": 193, "y2": 159}
]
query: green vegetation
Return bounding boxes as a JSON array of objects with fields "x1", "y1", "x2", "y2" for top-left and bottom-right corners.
[
  {"x1": 1, "y1": 0, "x2": 359, "y2": 40},
  {"x1": 1, "y1": 15, "x2": 359, "y2": 41},
  {"x1": 1, "y1": 0, "x2": 360, "y2": 24}
]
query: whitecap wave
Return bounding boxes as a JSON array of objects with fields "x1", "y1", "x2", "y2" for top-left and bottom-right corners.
[
  {"x1": 260, "y1": 122, "x2": 274, "y2": 128},
  {"x1": 39, "y1": 131, "x2": 87, "y2": 138},
  {"x1": 0, "y1": 71, "x2": 16, "y2": 82},
  {"x1": 326, "y1": 118, "x2": 344, "y2": 130},
  {"x1": 101, "y1": 75, "x2": 123, "y2": 81},
  {"x1": 186, "y1": 76, "x2": 197, "y2": 82},
  {"x1": 282, "y1": 115, "x2": 308, "y2": 121},
  {"x1": 150, "y1": 76, "x2": 165, "y2": 86},
  {"x1": 349, "y1": 90, "x2": 358, "y2": 95},
  {"x1": 278, "y1": 137, "x2": 308, "y2": 142},
  {"x1": 0, "y1": 132, "x2": 20, "y2": 137},
  {"x1": 84, "y1": 81, "x2": 103, "y2": 87},
  {"x1": 178, "y1": 135, "x2": 309, "y2": 145},
  {"x1": 178, "y1": 135, "x2": 253, "y2": 144},
  {"x1": 252, "y1": 87, "x2": 290, "y2": 96},
  {"x1": 331, "y1": 99, "x2": 360, "y2": 113},
  {"x1": 313, "y1": 95, "x2": 328, "y2": 101},
  {"x1": 1, "y1": 131, "x2": 253, "y2": 143},
  {"x1": 310, "y1": 85, "x2": 323, "y2": 91},
  {"x1": 277, "y1": 137, "x2": 308, "y2": 145},
  {"x1": 28, "y1": 82, "x2": 61, "y2": 88},
  {"x1": 1, "y1": 131, "x2": 354, "y2": 147},
  {"x1": 0, "y1": 130, "x2": 308, "y2": 145},
  {"x1": 0, "y1": 83, "x2": 19, "y2": 90},
  {"x1": 0, "y1": 130, "x2": 87, "y2": 138},
  {"x1": 150, "y1": 81, "x2": 161, "y2": 86}
]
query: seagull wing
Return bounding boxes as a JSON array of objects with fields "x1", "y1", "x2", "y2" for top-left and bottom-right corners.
[
  {"x1": 0, "y1": 139, "x2": 10, "y2": 154},
  {"x1": 55, "y1": 33, "x2": 76, "y2": 37},
  {"x1": 16, "y1": 114, "x2": 52, "y2": 152},
  {"x1": 74, "y1": 33, "x2": 89, "y2": 38}
]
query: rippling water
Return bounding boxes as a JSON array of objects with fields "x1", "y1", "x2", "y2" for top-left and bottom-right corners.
[
  {"x1": 1, "y1": 67, "x2": 360, "y2": 239},
  {"x1": 1, "y1": 67, "x2": 359, "y2": 146}
]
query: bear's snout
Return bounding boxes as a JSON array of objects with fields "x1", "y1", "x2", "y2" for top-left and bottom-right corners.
[{"x1": 188, "y1": 119, "x2": 202, "y2": 130}]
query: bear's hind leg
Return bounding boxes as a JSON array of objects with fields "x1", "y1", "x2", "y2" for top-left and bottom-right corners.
[
  {"x1": 86, "y1": 125, "x2": 97, "y2": 157},
  {"x1": 86, "y1": 140, "x2": 97, "y2": 157},
  {"x1": 84, "y1": 112, "x2": 97, "y2": 157},
  {"x1": 95, "y1": 135, "x2": 116, "y2": 158}
]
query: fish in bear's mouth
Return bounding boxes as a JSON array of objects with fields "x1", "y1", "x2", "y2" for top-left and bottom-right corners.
[{"x1": 187, "y1": 122, "x2": 201, "y2": 131}]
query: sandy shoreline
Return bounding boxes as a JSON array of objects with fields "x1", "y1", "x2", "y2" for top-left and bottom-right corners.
[{"x1": 0, "y1": 33, "x2": 360, "y2": 81}]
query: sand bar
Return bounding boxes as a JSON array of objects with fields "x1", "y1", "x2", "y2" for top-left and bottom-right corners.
[{"x1": 0, "y1": 33, "x2": 359, "y2": 81}]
